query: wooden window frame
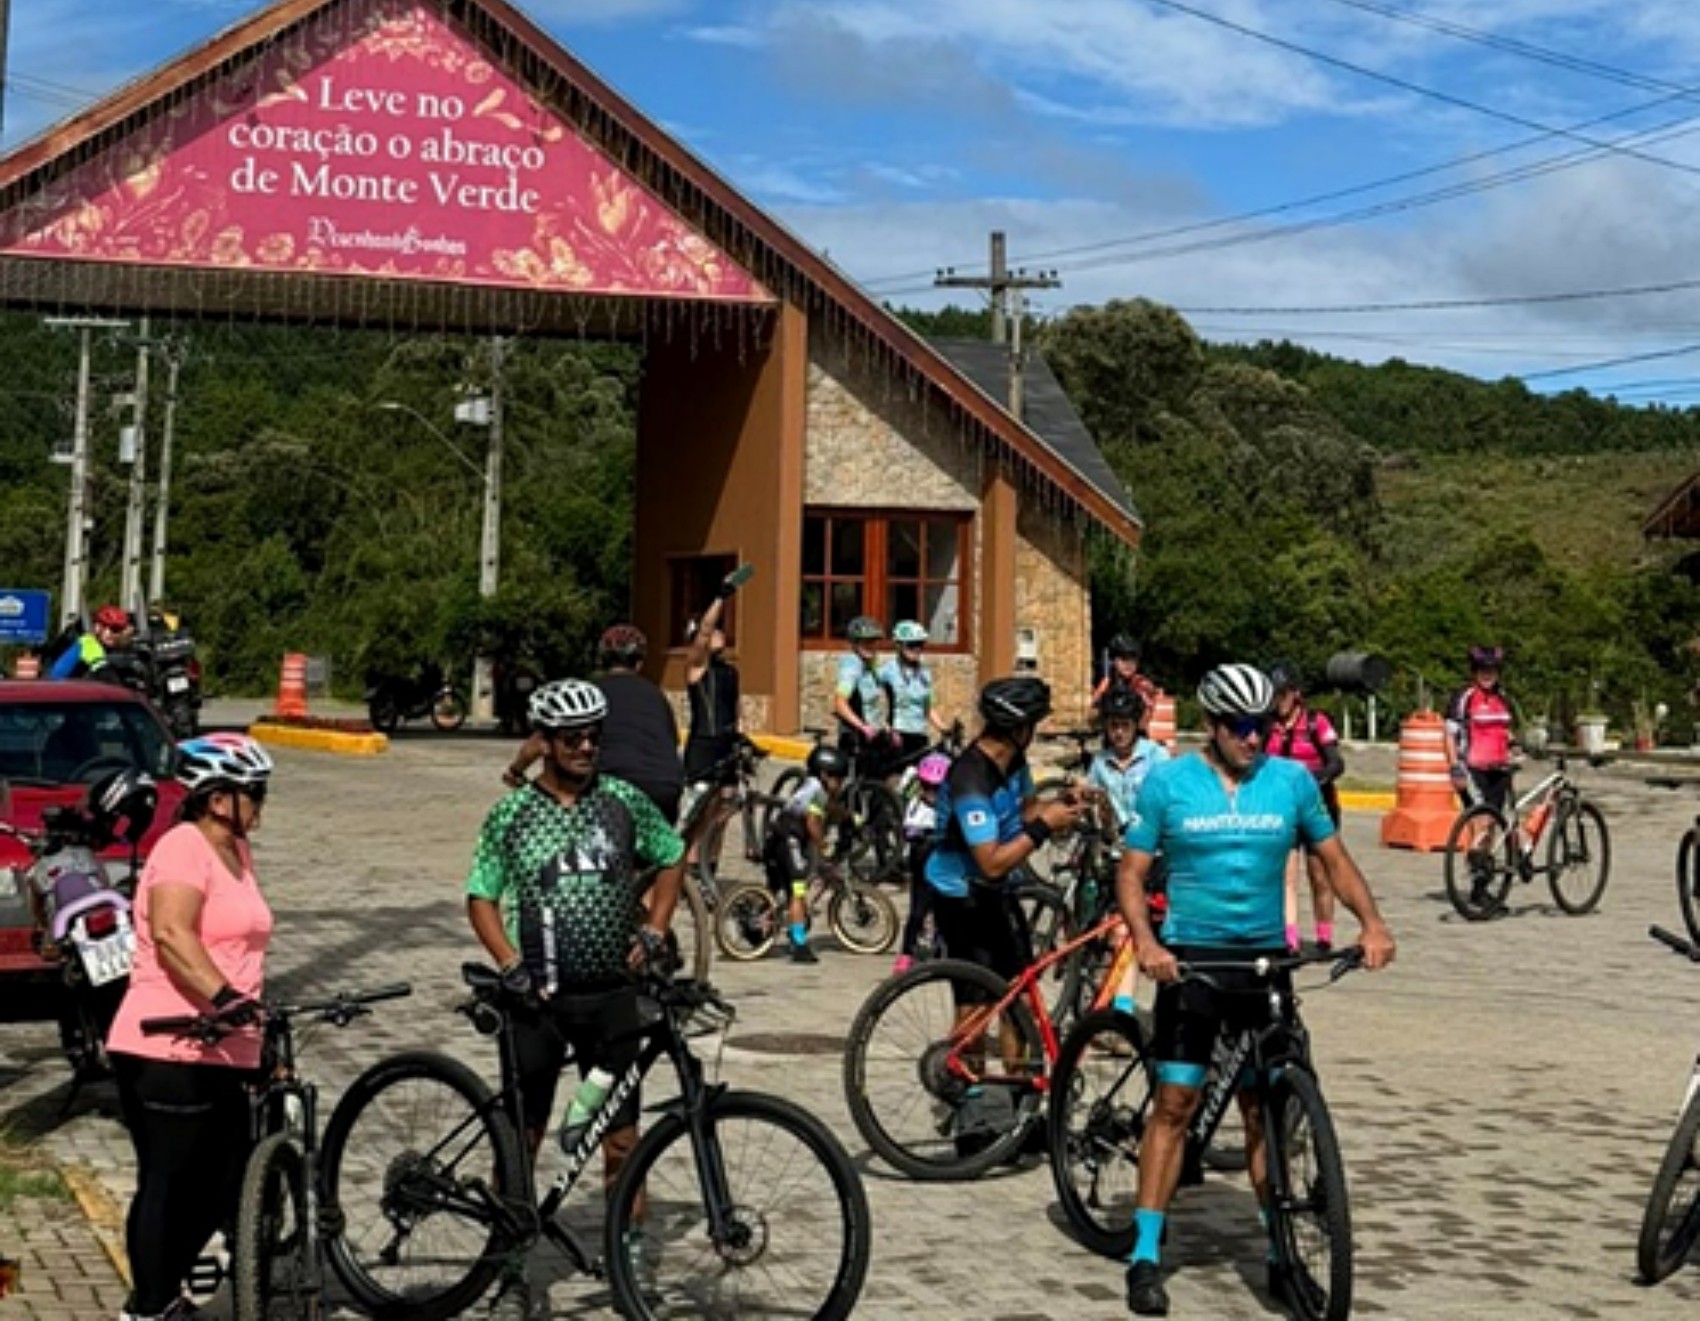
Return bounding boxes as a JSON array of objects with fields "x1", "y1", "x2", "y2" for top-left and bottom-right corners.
[{"x1": 800, "y1": 508, "x2": 973, "y2": 653}]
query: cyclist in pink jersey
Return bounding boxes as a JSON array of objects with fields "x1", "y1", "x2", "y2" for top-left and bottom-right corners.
[
  {"x1": 1266, "y1": 663, "x2": 1344, "y2": 953},
  {"x1": 106, "y1": 733, "x2": 275, "y2": 1321},
  {"x1": 1444, "y1": 645, "x2": 1518, "y2": 817}
]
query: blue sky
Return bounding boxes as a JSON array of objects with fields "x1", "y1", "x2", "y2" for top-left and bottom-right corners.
[{"x1": 14, "y1": 0, "x2": 1700, "y2": 402}]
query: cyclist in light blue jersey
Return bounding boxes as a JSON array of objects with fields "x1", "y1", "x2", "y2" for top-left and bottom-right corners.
[
  {"x1": 1115, "y1": 664, "x2": 1395, "y2": 1319},
  {"x1": 1086, "y1": 687, "x2": 1169, "y2": 833},
  {"x1": 878, "y1": 620, "x2": 953, "y2": 765}
]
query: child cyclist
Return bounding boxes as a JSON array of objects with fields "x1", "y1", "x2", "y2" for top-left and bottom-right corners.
[
  {"x1": 761, "y1": 745, "x2": 851, "y2": 964},
  {"x1": 893, "y1": 752, "x2": 952, "y2": 975}
]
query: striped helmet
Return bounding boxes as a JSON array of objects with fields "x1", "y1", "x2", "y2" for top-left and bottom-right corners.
[
  {"x1": 176, "y1": 734, "x2": 274, "y2": 796},
  {"x1": 529, "y1": 678, "x2": 608, "y2": 730},
  {"x1": 1197, "y1": 664, "x2": 1275, "y2": 720}
]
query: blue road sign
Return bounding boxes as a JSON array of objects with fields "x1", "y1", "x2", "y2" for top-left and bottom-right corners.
[{"x1": 0, "y1": 591, "x2": 51, "y2": 645}]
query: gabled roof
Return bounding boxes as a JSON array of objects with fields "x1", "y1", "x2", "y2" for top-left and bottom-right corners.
[
  {"x1": 0, "y1": 0, "x2": 1141, "y2": 546},
  {"x1": 1645, "y1": 469, "x2": 1700, "y2": 540},
  {"x1": 930, "y1": 338, "x2": 1138, "y2": 526}
]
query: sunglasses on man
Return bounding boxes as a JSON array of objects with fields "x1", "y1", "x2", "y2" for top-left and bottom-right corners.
[
  {"x1": 549, "y1": 725, "x2": 604, "y2": 748},
  {"x1": 1219, "y1": 714, "x2": 1271, "y2": 741}
]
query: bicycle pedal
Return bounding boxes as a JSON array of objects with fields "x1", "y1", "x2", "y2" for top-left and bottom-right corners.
[{"x1": 187, "y1": 1254, "x2": 226, "y2": 1294}]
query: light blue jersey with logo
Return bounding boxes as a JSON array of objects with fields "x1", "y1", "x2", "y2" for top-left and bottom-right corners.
[
  {"x1": 836, "y1": 653, "x2": 887, "y2": 730},
  {"x1": 877, "y1": 658, "x2": 934, "y2": 736},
  {"x1": 926, "y1": 745, "x2": 1034, "y2": 899},
  {"x1": 1125, "y1": 752, "x2": 1336, "y2": 948},
  {"x1": 1087, "y1": 739, "x2": 1169, "y2": 831}
]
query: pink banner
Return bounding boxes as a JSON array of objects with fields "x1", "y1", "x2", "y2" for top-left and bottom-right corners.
[{"x1": 0, "y1": 0, "x2": 769, "y2": 301}]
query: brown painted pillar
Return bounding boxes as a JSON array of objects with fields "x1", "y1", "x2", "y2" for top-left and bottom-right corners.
[
  {"x1": 979, "y1": 461, "x2": 1018, "y2": 682},
  {"x1": 770, "y1": 303, "x2": 807, "y2": 732}
]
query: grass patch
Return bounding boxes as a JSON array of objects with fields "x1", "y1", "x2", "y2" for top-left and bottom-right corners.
[{"x1": 0, "y1": 1131, "x2": 69, "y2": 1212}]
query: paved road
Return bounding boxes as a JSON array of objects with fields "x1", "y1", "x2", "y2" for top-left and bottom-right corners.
[{"x1": 6, "y1": 737, "x2": 1700, "y2": 1319}]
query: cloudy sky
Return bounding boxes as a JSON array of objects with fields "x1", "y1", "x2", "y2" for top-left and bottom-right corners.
[{"x1": 14, "y1": 0, "x2": 1700, "y2": 402}]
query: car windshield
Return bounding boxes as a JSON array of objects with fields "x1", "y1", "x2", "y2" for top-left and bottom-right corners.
[{"x1": 0, "y1": 701, "x2": 175, "y2": 785}]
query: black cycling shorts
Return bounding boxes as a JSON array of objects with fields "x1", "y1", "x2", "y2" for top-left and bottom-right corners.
[
  {"x1": 510, "y1": 983, "x2": 644, "y2": 1136},
  {"x1": 762, "y1": 818, "x2": 812, "y2": 896},
  {"x1": 933, "y1": 887, "x2": 1031, "y2": 1001},
  {"x1": 1465, "y1": 767, "x2": 1513, "y2": 818},
  {"x1": 1150, "y1": 946, "x2": 1291, "y2": 1084}
]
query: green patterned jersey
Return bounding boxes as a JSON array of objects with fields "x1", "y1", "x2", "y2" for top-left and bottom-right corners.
[{"x1": 466, "y1": 777, "x2": 685, "y2": 992}]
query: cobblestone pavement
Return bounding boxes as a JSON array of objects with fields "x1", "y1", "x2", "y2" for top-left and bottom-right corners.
[{"x1": 8, "y1": 736, "x2": 1700, "y2": 1319}]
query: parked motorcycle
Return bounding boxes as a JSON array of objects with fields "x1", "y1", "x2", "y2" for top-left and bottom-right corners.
[
  {"x1": 101, "y1": 612, "x2": 202, "y2": 737},
  {"x1": 0, "y1": 770, "x2": 156, "y2": 1081},
  {"x1": 365, "y1": 662, "x2": 469, "y2": 734}
]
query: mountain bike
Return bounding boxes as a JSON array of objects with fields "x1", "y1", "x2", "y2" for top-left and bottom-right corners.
[
  {"x1": 1047, "y1": 948, "x2": 1365, "y2": 1321},
  {"x1": 1673, "y1": 810, "x2": 1700, "y2": 949},
  {"x1": 1637, "y1": 924, "x2": 1700, "y2": 1283},
  {"x1": 842, "y1": 907, "x2": 1141, "y2": 1180},
  {"x1": 669, "y1": 737, "x2": 772, "y2": 982},
  {"x1": 140, "y1": 983, "x2": 413, "y2": 1321},
  {"x1": 766, "y1": 729, "x2": 905, "y2": 882},
  {"x1": 319, "y1": 967, "x2": 871, "y2": 1321},
  {"x1": 714, "y1": 863, "x2": 901, "y2": 959},
  {"x1": 1442, "y1": 753, "x2": 1610, "y2": 920}
]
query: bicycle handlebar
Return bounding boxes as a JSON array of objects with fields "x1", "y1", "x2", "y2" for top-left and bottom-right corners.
[
  {"x1": 1176, "y1": 946, "x2": 1365, "y2": 986},
  {"x1": 141, "y1": 982, "x2": 414, "y2": 1042}
]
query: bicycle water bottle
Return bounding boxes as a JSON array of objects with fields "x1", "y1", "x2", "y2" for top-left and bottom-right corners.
[{"x1": 558, "y1": 1067, "x2": 615, "y2": 1154}]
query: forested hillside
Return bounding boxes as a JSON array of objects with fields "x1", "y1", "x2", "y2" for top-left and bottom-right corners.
[{"x1": 2, "y1": 298, "x2": 1696, "y2": 732}]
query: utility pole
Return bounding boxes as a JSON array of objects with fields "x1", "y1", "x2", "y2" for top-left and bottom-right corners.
[
  {"x1": 933, "y1": 231, "x2": 1060, "y2": 416},
  {"x1": 472, "y1": 336, "x2": 507, "y2": 722},
  {"x1": 45, "y1": 316, "x2": 128, "y2": 627},
  {"x1": 120, "y1": 316, "x2": 151, "y2": 610},
  {"x1": 149, "y1": 339, "x2": 184, "y2": 603},
  {"x1": 0, "y1": 0, "x2": 12, "y2": 141}
]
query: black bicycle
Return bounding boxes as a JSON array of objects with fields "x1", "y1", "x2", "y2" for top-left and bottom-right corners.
[
  {"x1": 140, "y1": 983, "x2": 413, "y2": 1321},
  {"x1": 1638, "y1": 924, "x2": 1700, "y2": 1283},
  {"x1": 767, "y1": 728, "x2": 905, "y2": 883},
  {"x1": 1047, "y1": 947, "x2": 1363, "y2": 1321},
  {"x1": 318, "y1": 968, "x2": 871, "y2": 1320}
]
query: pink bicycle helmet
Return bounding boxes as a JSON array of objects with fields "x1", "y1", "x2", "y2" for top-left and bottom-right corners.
[{"x1": 917, "y1": 753, "x2": 951, "y2": 787}]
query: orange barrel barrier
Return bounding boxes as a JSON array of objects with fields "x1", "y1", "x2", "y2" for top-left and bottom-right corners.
[
  {"x1": 1148, "y1": 689, "x2": 1177, "y2": 750},
  {"x1": 1379, "y1": 710, "x2": 1456, "y2": 852},
  {"x1": 12, "y1": 655, "x2": 40, "y2": 679},
  {"x1": 275, "y1": 653, "x2": 309, "y2": 719}
]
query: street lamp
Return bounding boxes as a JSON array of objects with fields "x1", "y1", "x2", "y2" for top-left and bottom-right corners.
[{"x1": 374, "y1": 378, "x2": 503, "y2": 723}]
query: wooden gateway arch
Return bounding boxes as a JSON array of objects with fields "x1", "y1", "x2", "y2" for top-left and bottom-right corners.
[{"x1": 0, "y1": 0, "x2": 1141, "y2": 732}]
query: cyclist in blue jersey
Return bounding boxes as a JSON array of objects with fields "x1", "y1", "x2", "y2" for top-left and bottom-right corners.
[
  {"x1": 833, "y1": 616, "x2": 898, "y2": 775},
  {"x1": 1115, "y1": 664, "x2": 1395, "y2": 1318},
  {"x1": 1086, "y1": 688, "x2": 1169, "y2": 833}
]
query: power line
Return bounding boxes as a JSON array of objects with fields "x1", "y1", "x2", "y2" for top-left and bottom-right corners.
[
  {"x1": 1173, "y1": 277, "x2": 1700, "y2": 317},
  {"x1": 1519, "y1": 341, "x2": 1700, "y2": 382}
]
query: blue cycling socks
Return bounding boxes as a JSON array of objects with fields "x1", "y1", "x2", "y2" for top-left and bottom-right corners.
[
  {"x1": 1131, "y1": 1209, "x2": 1165, "y2": 1265},
  {"x1": 790, "y1": 922, "x2": 808, "y2": 946},
  {"x1": 1113, "y1": 993, "x2": 1136, "y2": 1015}
]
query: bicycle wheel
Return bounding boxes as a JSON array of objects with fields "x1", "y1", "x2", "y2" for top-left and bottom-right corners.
[
  {"x1": 1681, "y1": 829, "x2": 1700, "y2": 948},
  {"x1": 1013, "y1": 881, "x2": 1079, "y2": 1027},
  {"x1": 429, "y1": 690, "x2": 468, "y2": 732},
  {"x1": 844, "y1": 782, "x2": 905, "y2": 883},
  {"x1": 668, "y1": 875, "x2": 713, "y2": 983},
  {"x1": 1266, "y1": 1068, "x2": 1353, "y2": 1321},
  {"x1": 716, "y1": 881, "x2": 779, "y2": 961},
  {"x1": 606, "y1": 1089, "x2": 870, "y2": 1320},
  {"x1": 1638, "y1": 1086, "x2": 1700, "y2": 1283},
  {"x1": 842, "y1": 958, "x2": 1044, "y2": 1180},
  {"x1": 1443, "y1": 805, "x2": 1513, "y2": 920},
  {"x1": 234, "y1": 1132, "x2": 313, "y2": 1321},
  {"x1": 827, "y1": 882, "x2": 900, "y2": 954},
  {"x1": 321, "y1": 1052, "x2": 525, "y2": 1321},
  {"x1": 1546, "y1": 798, "x2": 1611, "y2": 915},
  {"x1": 1048, "y1": 1009, "x2": 1151, "y2": 1259}
]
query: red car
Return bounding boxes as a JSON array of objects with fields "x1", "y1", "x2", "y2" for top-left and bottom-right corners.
[{"x1": 0, "y1": 680, "x2": 185, "y2": 989}]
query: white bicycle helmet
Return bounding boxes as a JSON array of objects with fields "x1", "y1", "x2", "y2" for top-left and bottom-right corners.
[
  {"x1": 529, "y1": 678, "x2": 608, "y2": 730},
  {"x1": 892, "y1": 620, "x2": 929, "y2": 645},
  {"x1": 1197, "y1": 664, "x2": 1275, "y2": 720},
  {"x1": 176, "y1": 734, "x2": 274, "y2": 796}
]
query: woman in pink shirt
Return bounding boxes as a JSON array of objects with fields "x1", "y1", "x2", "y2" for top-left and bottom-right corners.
[
  {"x1": 1265, "y1": 663, "x2": 1345, "y2": 953},
  {"x1": 106, "y1": 733, "x2": 275, "y2": 1321}
]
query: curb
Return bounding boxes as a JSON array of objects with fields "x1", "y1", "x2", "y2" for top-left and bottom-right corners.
[
  {"x1": 250, "y1": 722, "x2": 389, "y2": 757},
  {"x1": 749, "y1": 733, "x2": 814, "y2": 763},
  {"x1": 59, "y1": 1162, "x2": 131, "y2": 1289},
  {"x1": 1340, "y1": 790, "x2": 1396, "y2": 812}
]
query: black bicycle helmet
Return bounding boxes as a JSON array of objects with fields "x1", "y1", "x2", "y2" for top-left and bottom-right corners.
[
  {"x1": 846, "y1": 616, "x2": 884, "y2": 644},
  {"x1": 1267, "y1": 660, "x2": 1303, "y2": 695},
  {"x1": 807, "y1": 745, "x2": 851, "y2": 780},
  {"x1": 1468, "y1": 644, "x2": 1504, "y2": 671},
  {"x1": 1107, "y1": 633, "x2": 1141, "y2": 660},
  {"x1": 1100, "y1": 686, "x2": 1146, "y2": 723},
  {"x1": 979, "y1": 676, "x2": 1053, "y2": 730},
  {"x1": 86, "y1": 768, "x2": 158, "y2": 846}
]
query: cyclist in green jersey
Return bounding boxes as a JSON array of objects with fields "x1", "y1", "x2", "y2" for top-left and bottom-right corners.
[{"x1": 466, "y1": 678, "x2": 686, "y2": 1319}]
